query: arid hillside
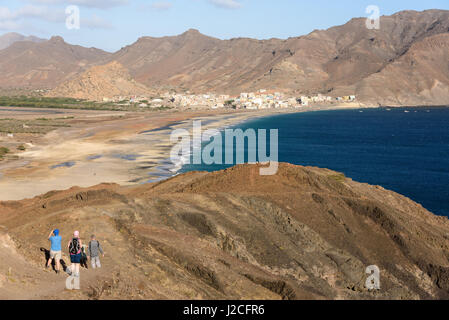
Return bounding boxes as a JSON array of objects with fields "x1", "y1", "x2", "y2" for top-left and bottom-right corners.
[
  {"x1": 112, "y1": 29, "x2": 292, "y2": 94},
  {"x1": 110, "y1": 10, "x2": 449, "y2": 105},
  {"x1": 0, "y1": 36, "x2": 110, "y2": 89},
  {"x1": 357, "y1": 33, "x2": 449, "y2": 106},
  {"x1": 48, "y1": 61, "x2": 151, "y2": 101},
  {"x1": 0, "y1": 163, "x2": 448, "y2": 300},
  {"x1": 0, "y1": 32, "x2": 45, "y2": 50}
]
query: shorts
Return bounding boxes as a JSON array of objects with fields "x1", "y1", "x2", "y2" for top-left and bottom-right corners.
[
  {"x1": 50, "y1": 250, "x2": 62, "y2": 260},
  {"x1": 70, "y1": 253, "x2": 81, "y2": 264},
  {"x1": 91, "y1": 256, "x2": 101, "y2": 269}
]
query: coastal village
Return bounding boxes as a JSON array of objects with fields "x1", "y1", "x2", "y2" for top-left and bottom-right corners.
[{"x1": 103, "y1": 90, "x2": 357, "y2": 110}]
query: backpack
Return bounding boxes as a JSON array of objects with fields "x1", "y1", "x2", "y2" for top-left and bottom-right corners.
[
  {"x1": 88, "y1": 240, "x2": 100, "y2": 255},
  {"x1": 69, "y1": 237, "x2": 81, "y2": 255}
]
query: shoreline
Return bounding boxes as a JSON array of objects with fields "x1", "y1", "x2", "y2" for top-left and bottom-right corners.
[{"x1": 0, "y1": 103, "x2": 367, "y2": 201}]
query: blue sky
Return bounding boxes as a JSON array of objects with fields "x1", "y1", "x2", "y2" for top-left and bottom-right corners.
[{"x1": 1, "y1": 0, "x2": 448, "y2": 52}]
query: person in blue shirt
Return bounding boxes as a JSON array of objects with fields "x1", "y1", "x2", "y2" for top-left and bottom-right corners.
[{"x1": 47, "y1": 229, "x2": 62, "y2": 274}]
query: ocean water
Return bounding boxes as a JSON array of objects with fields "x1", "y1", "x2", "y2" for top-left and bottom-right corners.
[{"x1": 181, "y1": 107, "x2": 449, "y2": 217}]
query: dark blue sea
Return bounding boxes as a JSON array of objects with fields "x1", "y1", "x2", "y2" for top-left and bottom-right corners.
[{"x1": 181, "y1": 107, "x2": 449, "y2": 217}]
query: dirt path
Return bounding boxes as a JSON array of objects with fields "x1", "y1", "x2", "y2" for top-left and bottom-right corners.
[{"x1": 0, "y1": 227, "x2": 115, "y2": 299}]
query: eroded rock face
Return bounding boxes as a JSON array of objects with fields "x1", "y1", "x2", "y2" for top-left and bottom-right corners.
[
  {"x1": 0, "y1": 163, "x2": 449, "y2": 300},
  {"x1": 48, "y1": 61, "x2": 151, "y2": 101}
]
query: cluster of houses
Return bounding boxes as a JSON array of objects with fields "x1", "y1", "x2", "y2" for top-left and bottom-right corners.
[
  {"x1": 233, "y1": 91, "x2": 355, "y2": 109},
  {"x1": 108, "y1": 90, "x2": 356, "y2": 110}
]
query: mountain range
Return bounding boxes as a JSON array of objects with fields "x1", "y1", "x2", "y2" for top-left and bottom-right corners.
[
  {"x1": 1, "y1": 9, "x2": 449, "y2": 106},
  {"x1": 0, "y1": 32, "x2": 45, "y2": 50},
  {"x1": 0, "y1": 36, "x2": 110, "y2": 90}
]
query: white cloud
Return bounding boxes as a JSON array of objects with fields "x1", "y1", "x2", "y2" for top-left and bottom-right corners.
[
  {"x1": 26, "y1": 0, "x2": 129, "y2": 9},
  {"x1": 0, "y1": 5, "x2": 113, "y2": 31},
  {"x1": 0, "y1": 20, "x2": 22, "y2": 31},
  {"x1": 150, "y1": 1, "x2": 173, "y2": 11},
  {"x1": 82, "y1": 14, "x2": 113, "y2": 29},
  {"x1": 0, "y1": 5, "x2": 64, "y2": 23},
  {"x1": 209, "y1": 0, "x2": 242, "y2": 9}
]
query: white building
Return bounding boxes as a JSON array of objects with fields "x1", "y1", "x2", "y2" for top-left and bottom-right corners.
[{"x1": 253, "y1": 98, "x2": 263, "y2": 107}]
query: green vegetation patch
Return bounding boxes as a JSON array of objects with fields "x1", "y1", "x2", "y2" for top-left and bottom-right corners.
[
  {"x1": 0, "y1": 146, "x2": 9, "y2": 160},
  {"x1": 0, "y1": 96, "x2": 173, "y2": 112},
  {"x1": 0, "y1": 118, "x2": 71, "y2": 134},
  {"x1": 328, "y1": 173, "x2": 346, "y2": 182}
]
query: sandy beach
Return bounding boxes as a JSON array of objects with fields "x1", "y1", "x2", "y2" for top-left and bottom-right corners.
[{"x1": 0, "y1": 103, "x2": 365, "y2": 201}]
